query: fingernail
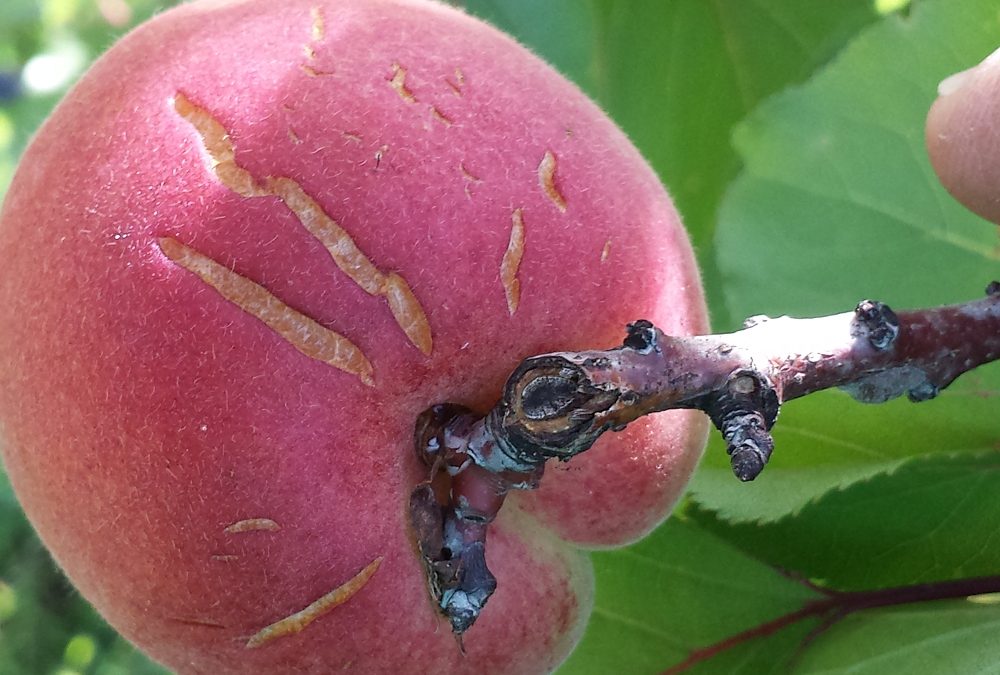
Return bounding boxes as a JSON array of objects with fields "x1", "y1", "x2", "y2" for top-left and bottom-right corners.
[
  {"x1": 938, "y1": 45, "x2": 1000, "y2": 97},
  {"x1": 938, "y1": 68, "x2": 974, "y2": 96}
]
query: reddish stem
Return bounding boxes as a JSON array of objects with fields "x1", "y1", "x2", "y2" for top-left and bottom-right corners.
[{"x1": 664, "y1": 575, "x2": 1000, "y2": 674}]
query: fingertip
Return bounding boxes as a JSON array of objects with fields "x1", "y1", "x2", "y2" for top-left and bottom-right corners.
[{"x1": 926, "y1": 47, "x2": 1000, "y2": 225}]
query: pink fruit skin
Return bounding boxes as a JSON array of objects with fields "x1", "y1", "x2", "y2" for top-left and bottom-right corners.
[{"x1": 0, "y1": 0, "x2": 707, "y2": 673}]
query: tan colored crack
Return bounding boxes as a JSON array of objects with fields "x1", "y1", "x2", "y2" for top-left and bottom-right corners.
[
  {"x1": 390, "y1": 63, "x2": 454, "y2": 128},
  {"x1": 224, "y1": 518, "x2": 281, "y2": 533},
  {"x1": 501, "y1": 209, "x2": 526, "y2": 315},
  {"x1": 431, "y1": 107, "x2": 453, "y2": 126},
  {"x1": 459, "y1": 163, "x2": 480, "y2": 183},
  {"x1": 310, "y1": 6, "x2": 325, "y2": 42},
  {"x1": 446, "y1": 67, "x2": 465, "y2": 96},
  {"x1": 538, "y1": 150, "x2": 567, "y2": 212},
  {"x1": 173, "y1": 92, "x2": 433, "y2": 356},
  {"x1": 301, "y1": 9, "x2": 326, "y2": 69},
  {"x1": 158, "y1": 237, "x2": 375, "y2": 385},
  {"x1": 174, "y1": 93, "x2": 264, "y2": 198},
  {"x1": 383, "y1": 273, "x2": 433, "y2": 354},
  {"x1": 389, "y1": 63, "x2": 417, "y2": 104},
  {"x1": 246, "y1": 556, "x2": 383, "y2": 648},
  {"x1": 299, "y1": 64, "x2": 334, "y2": 77},
  {"x1": 211, "y1": 554, "x2": 239, "y2": 562},
  {"x1": 601, "y1": 238, "x2": 611, "y2": 263},
  {"x1": 265, "y1": 178, "x2": 432, "y2": 354},
  {"x1": 460, "y1": 162, "x2": 481, "y2": 198}
]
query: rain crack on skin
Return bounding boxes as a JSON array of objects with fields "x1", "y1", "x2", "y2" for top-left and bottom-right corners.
[
  {"x1": 387, "y1": 63, "x2": 452, "y2": 126},
  {"x1": 601, "y1": 239, "x2": 611, "y2": 263},
  {"x1": 446, "y1": 67, "x2": 464, "y2": 96},
  {"x1": 501, "y1": 209, "x2": 526, "y2": 315},
  {"x1": 224, "y1": 518, "x2": 281, "y2": 533},
  {"x1": 299, "y1": 9, "x2": 332, "y2": 75},
  {"x1": 172, "y1": 92, "x2": 433, "y2": 356},
  {"x1": 245, "y1": 557, "x2": 383, "y2": 648},
  {"x1": 460, "y1": 162, "x2": 481, "y2": 198},
  {"x1": 310, "y1": 6, "x2": 325, "y2": 42},
  {"x1": 389, "y1": 63, "x2": 417, "y2": 104},
  {"x1": 158, "y1": 237, "x2": 374, "y2": 386},
  {"x1": 431, "y1": 107, "x2": 453, "y2": 126},
  {"x1": 299, "y1": 64, "x2": 334, "y2": 78},
  {"x1": 538, "y1": 150, "x2": 567, "y2": 212}
]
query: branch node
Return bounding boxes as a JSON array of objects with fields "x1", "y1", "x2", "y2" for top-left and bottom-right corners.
[
  {"x1": 907, "y1": 380, "x2": 939, "y2": 402},
  {"x1": 852, "y1": 300, "x2": 899, "y2": 351},
  {"x1": 623, "y1": 319, "x2": 658, "y2": 353},
  {"x1": 705, "y1": 370, "x2": 779, "y2": 481},
  {"x1": 488, "y1": 355, "x2": 617, "y2": 469}
]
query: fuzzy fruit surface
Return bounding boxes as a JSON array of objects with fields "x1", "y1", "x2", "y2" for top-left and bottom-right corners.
[{"x1": 0, "y1": 0, "x2": 707, "y2": 672}]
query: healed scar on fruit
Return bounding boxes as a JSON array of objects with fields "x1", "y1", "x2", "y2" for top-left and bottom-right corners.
[
  {"x1": 501, "y1": 209, "x2": 525, "y2": 315},
  {"x1": 310, "y1": 6, "x2": 325, "y2": 42},
  {"x1": 389, "y1": 63, "x2": 417, "y2": 104},
  {"x1": 431, "y1": 107, "x2": 454, "y2": 127},
  {"x1": 157, "y1": 237, "x2": 375, "y2": 385},
  {"x1": 173, "y1": 92, "x2": 432, "y2": 356},
  {"x1": 224, "y1": 518, "x2": 281, "y2": 533},
  {"x1": 299, "y1": 64, "x2": 334, "y2": 78},
  {"x1": 538, "y1": 151, "x2": 567, "y2": 212},
  {"x1": 245, "y1": 556, "x2": 383, "y2": 648},
  {"x1": 300, "y1": 7, "x2": 325, "y2": 64},
  {"x1": 459, "y1": 162, "x2": 481, "y2": 198},
  {"x1": 446, "y1": 67, "x2": 464, "y2": 96},
  {"x1": 388, "y1": 62, "x2": 452, "y2": 125}
]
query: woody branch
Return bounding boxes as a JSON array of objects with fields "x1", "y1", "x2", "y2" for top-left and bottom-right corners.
[{"x1": 410, "y1": 282, "x2": 1000, "y2": 634}]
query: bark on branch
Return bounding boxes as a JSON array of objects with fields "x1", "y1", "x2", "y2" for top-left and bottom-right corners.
[{"x1": 409, "y1": 283, "x2": 1000, "y2": 634}]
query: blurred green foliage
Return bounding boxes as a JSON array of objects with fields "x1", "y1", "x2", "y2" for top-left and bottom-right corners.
[{"x1": 5, "y1": 1, "x2": 1000, "y2": 674}]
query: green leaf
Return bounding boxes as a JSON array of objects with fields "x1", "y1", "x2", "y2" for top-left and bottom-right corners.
[
  {"x1": 693, "y1": 0, "x2": 1000, "y2": 522},
  {"x1": 557, "y1": 457, "x2": 1000, "y2": 674},
  {"x1": 556, "y1": 517, "x2": 820, "y2": 675},
  {"x1": 717, "y1": 0, "x2": 1000, "y2": 316},
  {"x1": 694, "y1": 453, "x2": 1000, "y2": 590},
  {"x1": 794, "y1": 600, "x2": 1000, "y2": 674}
]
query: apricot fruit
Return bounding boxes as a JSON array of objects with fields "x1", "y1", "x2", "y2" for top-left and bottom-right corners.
[{"x1": 0, "y1": 0, "x2": 707, "y2": 672}]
